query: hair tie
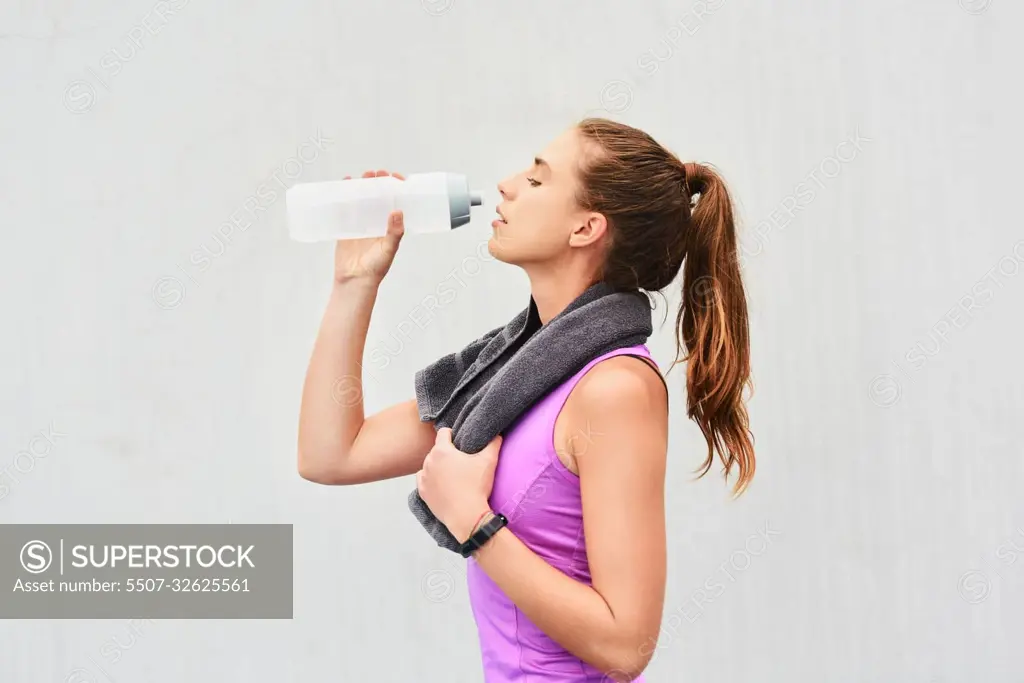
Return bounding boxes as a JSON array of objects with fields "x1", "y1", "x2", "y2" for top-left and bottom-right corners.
[{"x1": 682, "y1": 162, "x2": 702, "y2": 206}]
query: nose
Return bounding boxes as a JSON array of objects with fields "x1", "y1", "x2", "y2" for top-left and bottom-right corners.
[{"x1": 497, "y1": 178, "x2": 513, "y2": 200}]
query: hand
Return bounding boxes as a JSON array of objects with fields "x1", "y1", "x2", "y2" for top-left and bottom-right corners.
[
  {"x1": 416, "y1": 428, "x2": 502, "y2": 543},
  {"x1": 333, "y1": 169, "x2": 406, "y2": 285}
]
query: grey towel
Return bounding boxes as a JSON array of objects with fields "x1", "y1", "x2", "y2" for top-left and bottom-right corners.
[{"x1": 409, "y1": 280, "x2": 654, "y2": 552}]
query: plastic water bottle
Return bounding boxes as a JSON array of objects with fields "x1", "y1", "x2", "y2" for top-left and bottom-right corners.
[{"x1": 286, "y1": 172, "x2": 486, "y2": 242}]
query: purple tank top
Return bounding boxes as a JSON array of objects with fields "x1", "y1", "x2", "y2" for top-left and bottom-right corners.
[{"x1": 466, "y1": 343, "x2": 656, "y2": 683}]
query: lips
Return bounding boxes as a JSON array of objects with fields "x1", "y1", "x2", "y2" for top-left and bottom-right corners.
[{"x1": 495, "y1": 207, "x2": 507, "y2": 224}]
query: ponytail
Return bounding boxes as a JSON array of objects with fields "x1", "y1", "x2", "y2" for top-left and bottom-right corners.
[
  {"x1": 574, "y1": 118, "x2": 755, "y2": 495},
  {"x1": 674, "y1": 162, "x2": 755, "y2": 496}
]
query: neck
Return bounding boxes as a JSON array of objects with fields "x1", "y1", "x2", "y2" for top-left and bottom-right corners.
[{"x1": 526, "y1": 270, "x2": 598, "y2": 325}]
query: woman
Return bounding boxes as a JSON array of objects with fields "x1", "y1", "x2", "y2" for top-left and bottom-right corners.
[{"x1": 297, "y1": 117, "x2": 755, "y2": 682}]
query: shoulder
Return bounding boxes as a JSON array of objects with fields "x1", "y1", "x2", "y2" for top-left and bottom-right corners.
[
  {"x1": 559, "y1": 354, "x2": 668, "y2": 462},
  {"x1": 560, "y1": 353, "x2": 668, "y2": 477},
  {"x1": 573, "y1": 354, "x2": 667, "y2": 414}
]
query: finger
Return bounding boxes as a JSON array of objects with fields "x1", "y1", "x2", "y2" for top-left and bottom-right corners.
[
  {"x1": 362, "y1": 170, "x2": 375, "y2": 178},
  {"x1": 483, "y1": 435, "x2": 503, "y2": 459},
  {"x1": 435, "y1": 427, "x2": 453, "y2": 445},
  {"x1": 386, "y1": 210, "x2": 405, "y2": 237},
  {"x1": 374, "y1": 169, "x2": 389, "y2": 177},
  {"x1": 343, "y1": 175, "x2": 352, "y2": 180},
  {"x1": 392, "y1": 172, "x2": 405, "y2": 180}
]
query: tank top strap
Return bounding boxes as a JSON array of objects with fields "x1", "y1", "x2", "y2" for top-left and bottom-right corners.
[{"x1": 581, "y1": 343, "x2": 654, "y2": 374}]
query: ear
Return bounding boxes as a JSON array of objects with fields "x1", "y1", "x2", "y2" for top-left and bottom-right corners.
[{"x1": 570, "y1": 212, "x2": 608, "y2": 247}]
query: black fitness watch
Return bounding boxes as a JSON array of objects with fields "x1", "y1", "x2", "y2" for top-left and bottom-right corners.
[{"x1": 458, "y1": 512, "x2": 508, "y2": 558}]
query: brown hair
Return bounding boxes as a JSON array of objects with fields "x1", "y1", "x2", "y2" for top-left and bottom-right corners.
[{"x1": 575, "y1": 117, "x2": 755, "y2": 496}]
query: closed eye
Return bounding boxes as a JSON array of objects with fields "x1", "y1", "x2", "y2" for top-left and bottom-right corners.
[{"x1": 527, "y1": 176, "x2": 541, "y2": 187}]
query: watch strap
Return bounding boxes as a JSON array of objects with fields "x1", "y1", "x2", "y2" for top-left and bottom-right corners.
[{"x1": 459, "y1": 512, "x2": 508, "y2": 557}]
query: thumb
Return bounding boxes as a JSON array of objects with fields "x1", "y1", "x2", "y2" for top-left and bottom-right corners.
[
  {"x1": 386, "y1": 210, "x2": 405, "y2": 240},
  {"x1": 486, "y1": 434, "x2": 503, "y2": 457},
  {"x1": 435, "y1": 427, "x2": 453, "y2": 446}
]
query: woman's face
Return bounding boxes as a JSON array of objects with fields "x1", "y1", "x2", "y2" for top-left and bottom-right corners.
[{"x1": 489, "y1": 127, "x2": 604, "y2": 267}]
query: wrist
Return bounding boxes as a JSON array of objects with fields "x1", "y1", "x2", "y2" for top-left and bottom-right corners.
[
  {"x1": 333, "y1": 274, "x2": 381, "y2": 290},
  {"x1": 453, "y1": 505, "x2": 494, "y2": 544}
]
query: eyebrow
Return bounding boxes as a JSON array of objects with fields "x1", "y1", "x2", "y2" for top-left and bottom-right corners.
[{"x1": 534, "y1": 156, "x2": 550, "y2": 171}]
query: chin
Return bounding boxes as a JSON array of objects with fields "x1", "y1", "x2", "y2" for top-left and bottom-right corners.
[{"x1": 487, "y1": 233, "x2": 515, "y2": 263}]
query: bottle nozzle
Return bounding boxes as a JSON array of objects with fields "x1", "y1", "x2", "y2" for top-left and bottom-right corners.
[{"x1": 447, "y1": 175, "x2": 485, "y2": 229}]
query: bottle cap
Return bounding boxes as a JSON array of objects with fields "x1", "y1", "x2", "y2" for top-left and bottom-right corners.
[{"x1": 446, "y1": 173, "x2": 483, "y2": 229}]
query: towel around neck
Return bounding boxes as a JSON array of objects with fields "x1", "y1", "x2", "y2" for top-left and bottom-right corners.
[{"x1": 409, "y1": 280, "x2": 655, "y2": 551}]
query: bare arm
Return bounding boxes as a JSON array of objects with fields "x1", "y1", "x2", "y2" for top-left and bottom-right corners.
[
  {"x1": 296, "y1": 279, "x2": 436, "y2": 485},
  {"x1": 296, "y1": 170, "x2": 436, "y2": 486},
  {"x1": 467, "y1": 357, "x2": 669, "y2": 679}
]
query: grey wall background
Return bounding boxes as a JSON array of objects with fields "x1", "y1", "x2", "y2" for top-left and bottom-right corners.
[{"x1": 2, "y1": 0, "x2": 1022, "y2": 680}]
